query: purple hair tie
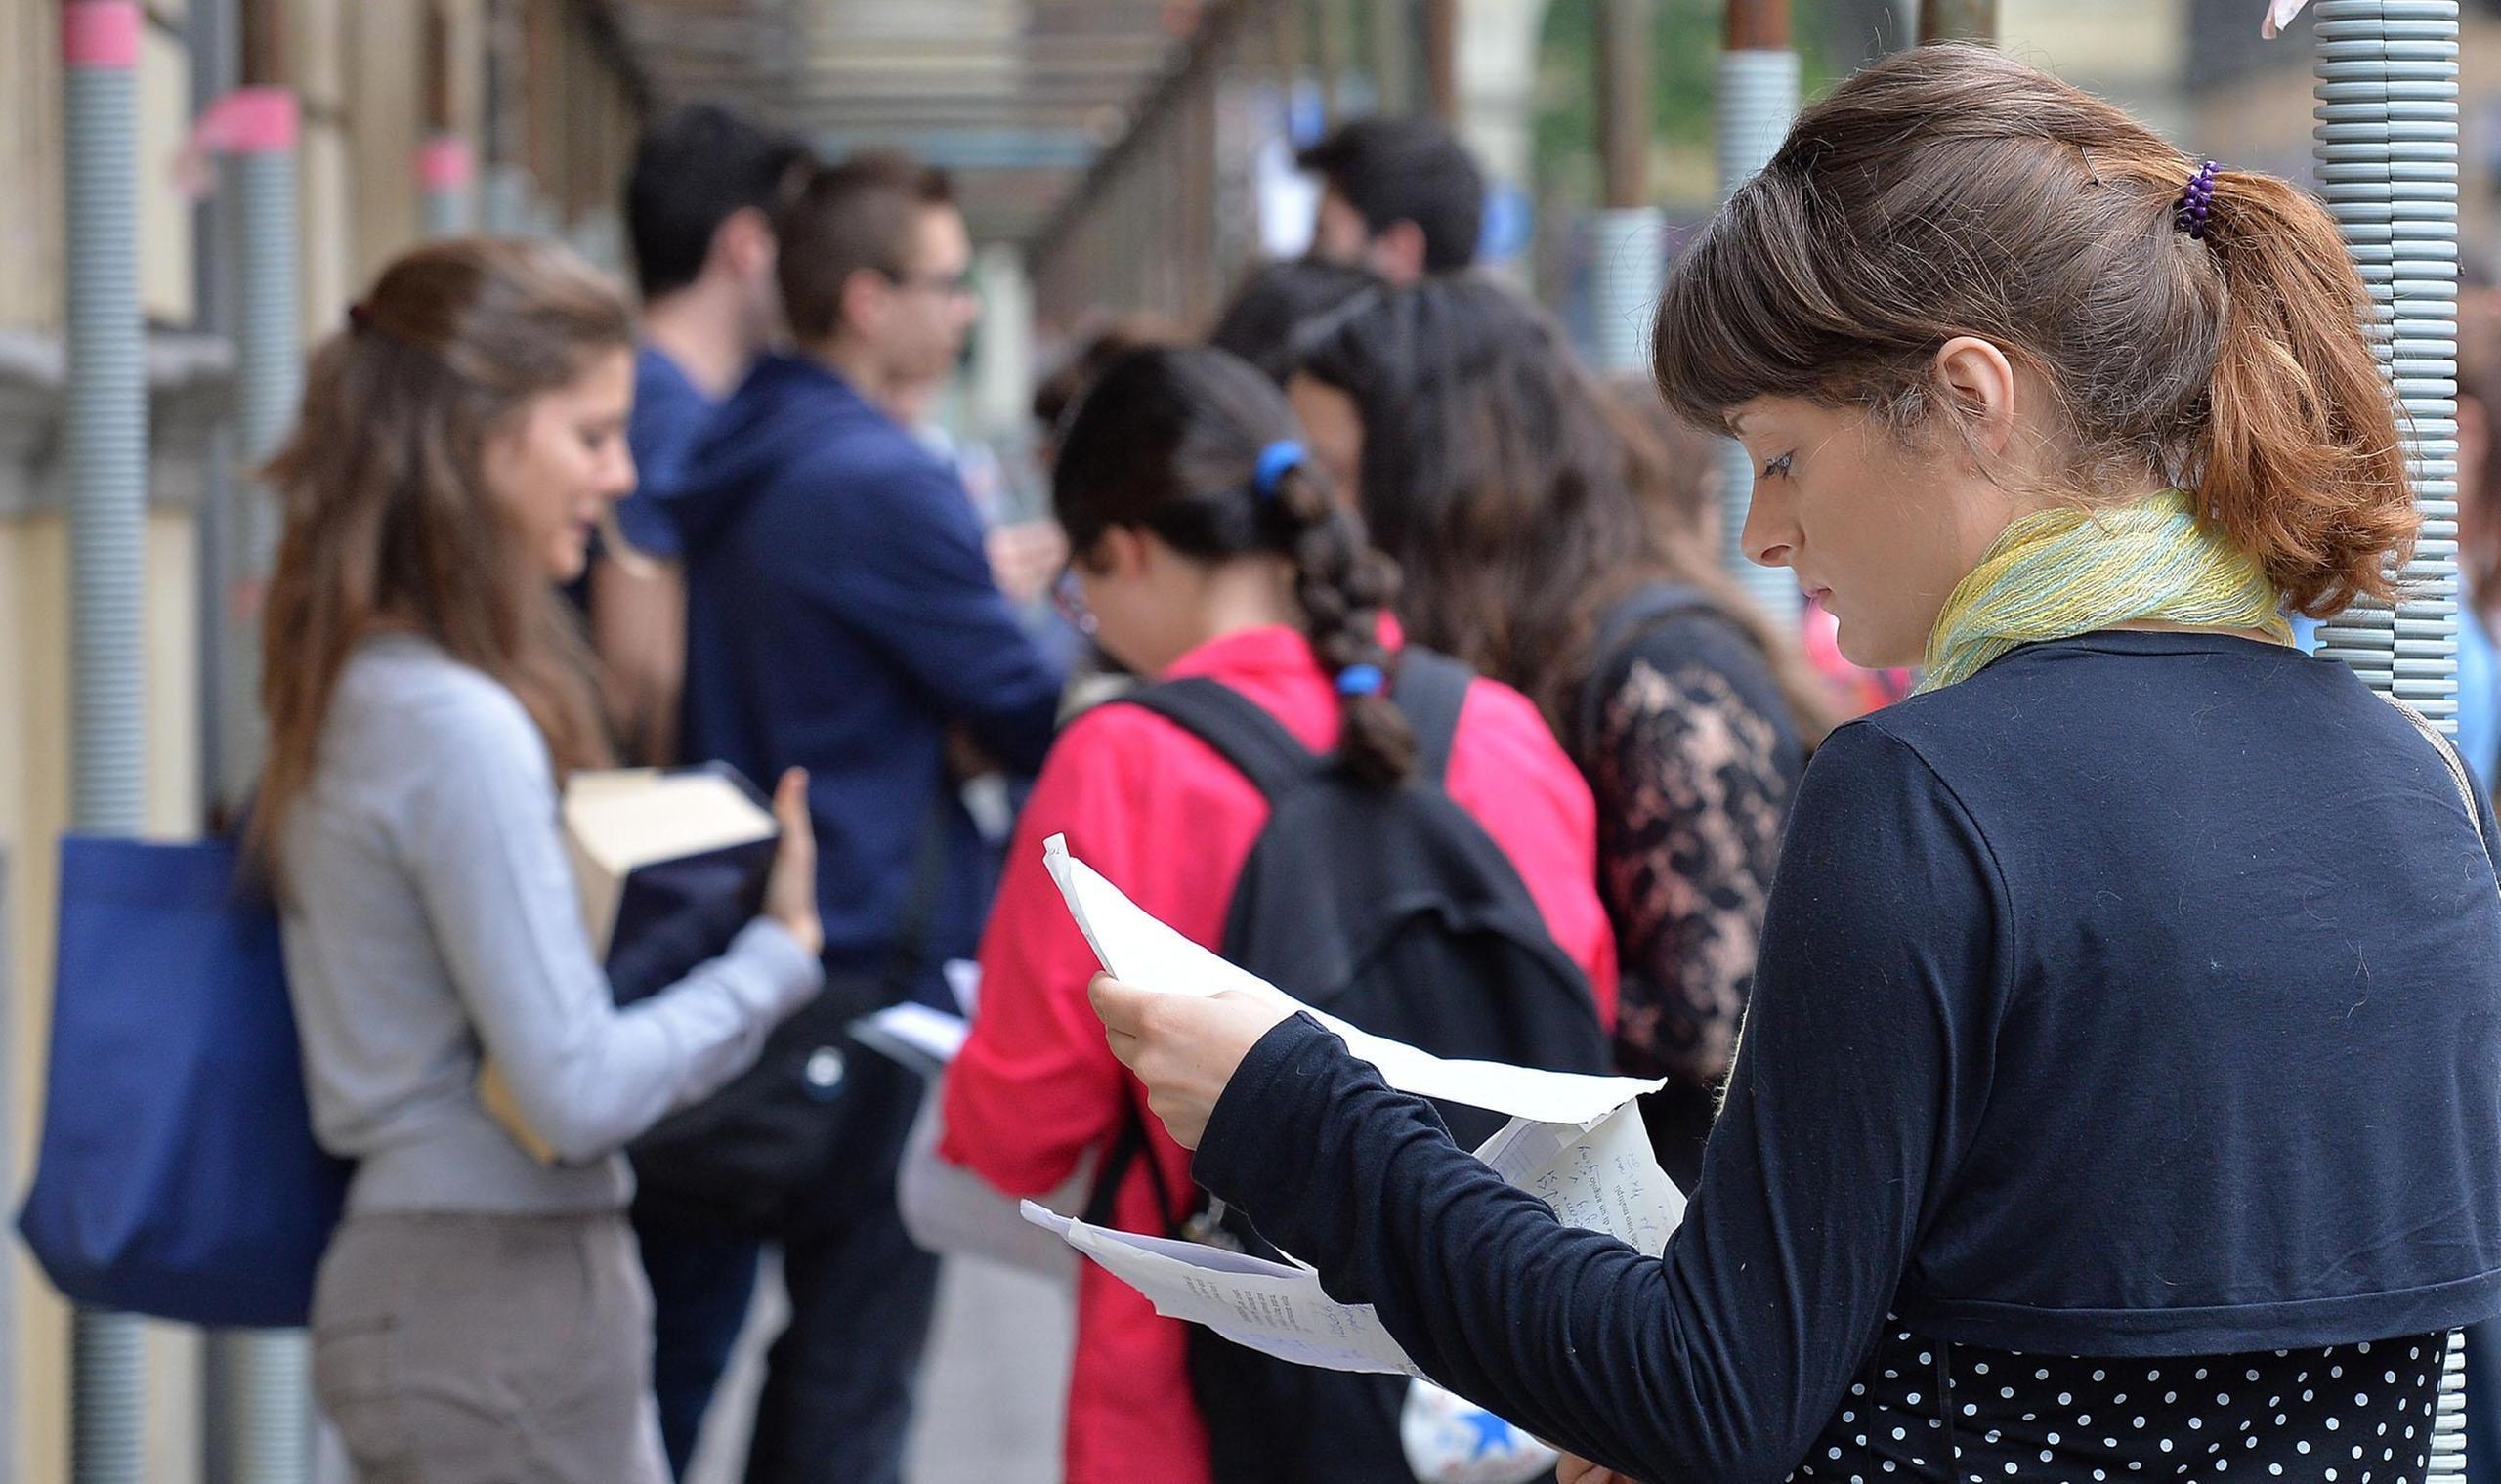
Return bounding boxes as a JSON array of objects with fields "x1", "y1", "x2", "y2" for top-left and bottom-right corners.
[{"x1": 2176, "y1": 159, "x2": 2220, "y2": 240}]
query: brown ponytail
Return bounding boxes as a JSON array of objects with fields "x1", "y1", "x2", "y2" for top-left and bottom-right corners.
[
  {"x1": 1653, "y1": 43, "x2": 2418, "y2": 617},
  {"x1": 2195, "y1": 168, "x2": 2415, "y2": 614},
  {"x1": 1052, "y1": 344, "x2": 1417, "y2": 787}
]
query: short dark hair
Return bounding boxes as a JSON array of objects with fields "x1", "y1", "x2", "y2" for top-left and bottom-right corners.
[
  {"x1": 1032, "y1": 316, "x2": 1181, "y2": 433},
  {"x1": 1207, "y1": 259, "x2": 1383, "y2": 384},
  {"x1": 1296, "y1": 116, "x2": 1485, "y2": 274},
  {"x1": 624, "y1": 104, "x2": 809, "y2": 301},
  {"x1": 776, "y1": 150, "x2": 956, "y2": 345}
]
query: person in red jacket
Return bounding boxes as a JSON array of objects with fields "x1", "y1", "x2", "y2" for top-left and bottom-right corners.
[{"x1": 939, "y1": 345, "x2": 1614, "y2": 1484}]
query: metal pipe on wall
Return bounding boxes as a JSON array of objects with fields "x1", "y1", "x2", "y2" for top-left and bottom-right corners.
[
  {"x1": 2310, "y1": 2, "x2": 2465, "y2": 1462},
  {"x1": 1715, "y1": 0, "x2": 1802, "y2": 623},
  {"x1": 62, "y1": 4, "x2": 152, "y2": 1474},
  {"x1": 422, "y1": 135, "x2": 476, "y2": 238},
  {"x1": 200, "y1": 81, "x2": 315, "y2": 1484},
  {"x1": 1590, "y1": 0, "x2": 1662, "y2": 374},
  {"x1": 1370, "y1": 0, "x2": 1411, "y2": 112}
]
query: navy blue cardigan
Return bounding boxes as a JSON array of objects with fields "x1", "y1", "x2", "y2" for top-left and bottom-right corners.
[{"x1": 1196, "y1": 630, "x2": 2501, "y2": 1483}]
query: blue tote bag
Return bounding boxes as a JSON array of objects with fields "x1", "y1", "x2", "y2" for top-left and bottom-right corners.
[{"x1": 18, "y1": 834, "x2": 348, "y2": 1328}]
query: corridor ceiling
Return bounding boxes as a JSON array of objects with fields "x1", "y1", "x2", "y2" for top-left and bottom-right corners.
[{"x1": 603, "y1": 0, "x2": 1218, "y2": 242}]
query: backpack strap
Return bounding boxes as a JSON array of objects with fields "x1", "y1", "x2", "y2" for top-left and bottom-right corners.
[
  {"x1": 1391, "y1": 649, "x2": 1472, "y2": 786},
  {"x1": 1080, "y1": 1092, "x2": 1184, "y2": 1236},
  {"x1": 1119, "y1": 678, "x2": 1319, "y2": 802},
  {"x1": 1572, "y1": 582, "x2": 1718, "y2": 759},
  {"x1": 2383, "y1": 692, "x2": 2490, "y2": 858}
]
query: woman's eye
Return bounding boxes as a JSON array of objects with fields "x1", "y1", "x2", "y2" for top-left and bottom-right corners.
[{"x1": 1760, "y1": 452, "x2": 1794, "y2": 480}]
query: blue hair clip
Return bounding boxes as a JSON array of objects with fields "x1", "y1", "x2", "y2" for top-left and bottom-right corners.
[
  {"x1": 1254, "y1": 440, "x2": 1306, "y2": 501},
  {"x1": 1335, "y1": 663, "x2": 1385, "y2": 698}
]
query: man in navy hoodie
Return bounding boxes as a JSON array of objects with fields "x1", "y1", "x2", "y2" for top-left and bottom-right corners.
[{"x1": 661, "y1": 150, "x2": 1066, "y2": 1484}]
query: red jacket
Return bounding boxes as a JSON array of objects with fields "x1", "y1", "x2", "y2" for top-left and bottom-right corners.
[{"x1": 940, "y1": 624, "x2": 1616, "y2": 1484}]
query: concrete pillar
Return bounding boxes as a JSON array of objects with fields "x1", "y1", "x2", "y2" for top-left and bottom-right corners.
[
  {"x1": 1451, "y1": 0, "x2": 1547, "y2": 276},
  {"x1": 970, "y1": 242, "x2": 1033, "y2": 446}
]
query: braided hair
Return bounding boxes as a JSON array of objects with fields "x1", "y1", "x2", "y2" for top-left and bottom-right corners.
[{"x1": 1053, "y1": 345, "x2": 1415, "y2": 786}]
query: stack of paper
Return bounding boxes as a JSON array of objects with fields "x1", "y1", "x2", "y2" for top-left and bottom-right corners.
[{"x1": 1025, "y1": 834, "x2": 1683, "y2": 1378}]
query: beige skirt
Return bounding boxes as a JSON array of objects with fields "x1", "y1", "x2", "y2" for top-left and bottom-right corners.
[{"x1": 310, "y1": 1209, "x2": 669, "y2": 1484}]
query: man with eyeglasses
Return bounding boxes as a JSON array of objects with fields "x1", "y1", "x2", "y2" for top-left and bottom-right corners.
[{"x1": 653, "y1": 148, "x2": 1066, "y2": 1484}]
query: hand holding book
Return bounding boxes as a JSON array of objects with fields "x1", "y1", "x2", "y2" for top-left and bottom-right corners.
[{"x1": 760, "y1": 767, "x2": 824, "y2": 959}]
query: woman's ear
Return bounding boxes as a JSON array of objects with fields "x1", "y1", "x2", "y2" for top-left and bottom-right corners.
[
  {"x1": 1932, "y1": 335, "x2": 2020, "y2": 461},
  {"x1": 1094, "y1": 524, "x2": 1151, "y2": 581}
]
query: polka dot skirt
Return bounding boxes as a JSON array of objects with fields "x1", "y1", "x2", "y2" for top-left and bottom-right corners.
[{"x1": 1789, "y1": 1323, "x2": 2447, "y2": 1484}]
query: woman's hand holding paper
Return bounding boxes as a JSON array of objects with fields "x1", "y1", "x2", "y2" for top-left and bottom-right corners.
[
  {"x1": 1556, "y1": 1451, "x2": 1636, "y2": 1484},
  {"x1": 1087, "y1": 972, "x2": 1293, "y2": 1149}
]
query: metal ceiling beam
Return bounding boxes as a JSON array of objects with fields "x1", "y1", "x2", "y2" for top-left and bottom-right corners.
[
  {"x1": 779, "y1": 101, "x2": 1132, "y2": 129},
  {"x1": 604, "y1": 0, "x2": 1209, "y2": 246},
  {"x1": 623, "y1": 29, "x2": 1176, "y2": 61},
  {"x1": 1026, "y1": 0, "x2": 1265, "y2": 259},
  {"x1": 661, "y1": 55, "x2": 1176, "y2": 80}
]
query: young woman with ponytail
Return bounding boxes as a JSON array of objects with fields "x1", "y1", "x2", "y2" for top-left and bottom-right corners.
[
  {"x1": 939, "y1": 344, "x2": 1613, "y2": 1484},
  {"x1": 1085, "y1": 45, "x2": 2501, "y2": 1484},
  {"x1": 258, "y1": 239, "x2": 827, "y2": 1482}
]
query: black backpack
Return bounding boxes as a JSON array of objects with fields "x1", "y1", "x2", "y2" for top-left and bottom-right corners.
[{"x1": 1087, "y1": 648, "x2": 1607, "y2": 1484}]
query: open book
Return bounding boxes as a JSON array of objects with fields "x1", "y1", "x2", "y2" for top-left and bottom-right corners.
[
  {"x1": 481, "y1": 764, "x2": 780, "y2": 1163},
  {"x1": 1025, "y1": 834, "x2": 1684, "y2": 1377}
]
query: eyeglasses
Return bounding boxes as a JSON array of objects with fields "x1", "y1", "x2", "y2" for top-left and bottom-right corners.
[
  {"x1": 883, "y1": 267, "x2": 977, "y2": 300},
  {"x1": 1050, "y1": 563, "x2": 1097, "y2": 637}
]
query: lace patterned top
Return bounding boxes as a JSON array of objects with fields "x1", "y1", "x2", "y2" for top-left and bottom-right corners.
[{"x1": 1580, "y1": 607, "x2": 1805, "y2": 1093}]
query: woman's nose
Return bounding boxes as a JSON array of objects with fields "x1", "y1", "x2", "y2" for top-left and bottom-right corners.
[{"x1": 1740, "y1": 483, "x2": 1798, "y2": 571}]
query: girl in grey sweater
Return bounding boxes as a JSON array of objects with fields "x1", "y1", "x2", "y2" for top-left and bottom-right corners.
[{"x1": 254, "y1": 239, "x2": 825, "y2": 1483}]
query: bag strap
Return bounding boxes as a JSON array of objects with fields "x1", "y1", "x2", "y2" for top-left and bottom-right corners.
[
  {"x1": 879, "y1": 803, "x2": 954, "y2": 995},
  {"x1": 1079, "y1": 1091, "x2": 1183, "y2": 1236},
  {"x1": 1119, "y1": 678, "x2": 1320, "y2": 801},
  {"x1": 2383, "y1": 693, "x2": 2490, "y2": 856},
  {"x1": 1392, "y1": 649, "x2": 1471, "y2": 787},
  {"x1": 1572, "y1": 582, "x2": 1718, "y2": 759}
]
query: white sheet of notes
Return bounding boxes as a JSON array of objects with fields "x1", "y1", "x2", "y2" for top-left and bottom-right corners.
[{"x1": 1027, "y1": 835, "x2": 1686, "y2": 1377}]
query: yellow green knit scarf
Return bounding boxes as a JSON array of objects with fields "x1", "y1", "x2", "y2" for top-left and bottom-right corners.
[{"x1": 1916, "y1": 488, "x2": 2294, "y2": 695}]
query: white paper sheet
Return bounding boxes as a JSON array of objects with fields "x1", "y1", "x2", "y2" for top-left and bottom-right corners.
[
  {"x1": 1030, "y1": 835, "x2": 1689, "y2": 1380},
  {"x1": 1040, "y1": 834, "x2": 1664, "y2": 1125},
  {"x1": 941, "y1": 958, "x2": 982, "y2": 1016},
  {"x1": 1018, "y1": 1096, "x2": 1686, "y2": 1377},
  {"x1": 847, "y1": 1002, "x2": 969, "y2": 1079},
  {"x1": 1476, "y1": 1103, "x2": 1685, "y2": 1259},
  {"x1": 1023, "y1": 1203, "x2": 1425, "y2": 1377}
]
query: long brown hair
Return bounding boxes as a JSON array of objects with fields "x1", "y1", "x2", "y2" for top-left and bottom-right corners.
[
  {"x1": 1599, "y1": 375, "x2": 1841, "y2": 746},
  {"x1": 1653, "y1": 43, "x2": 2415, "y2": 618},
  {"x1": 1292, "y1": 276, "x2": 1835, "y2": 747},
  {"x1": 252, "y1": 237, "x2": 632, "y2": 874},
  {"x1": 1293, "y1": 278, "x2": 1628, "y2": 730}
]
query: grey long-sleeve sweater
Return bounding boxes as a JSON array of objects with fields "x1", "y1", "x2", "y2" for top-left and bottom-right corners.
[{"x1": 277, "y1": 634, "x2": 822, "y2": 1215}]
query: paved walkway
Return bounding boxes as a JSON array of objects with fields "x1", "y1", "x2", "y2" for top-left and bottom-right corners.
[{"x1": 687, "y1": 1252, "x2": 1077, "y2": 1484}]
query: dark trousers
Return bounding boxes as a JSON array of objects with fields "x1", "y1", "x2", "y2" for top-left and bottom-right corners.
[
  {"x1": 742, "y1": 1052, "x2": 940, "y2": 1484},
  {"x1": 636, "y1": 1216, "x2": 764, "y2": 1478},
  {"x1": 638, "y1": 1048, "x2": 940, "y2": 1484}
]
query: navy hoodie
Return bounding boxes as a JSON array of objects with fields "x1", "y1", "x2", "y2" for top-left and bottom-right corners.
[{"x1": 663, "y1": 354, "x2": 1066, "y2": 988}]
